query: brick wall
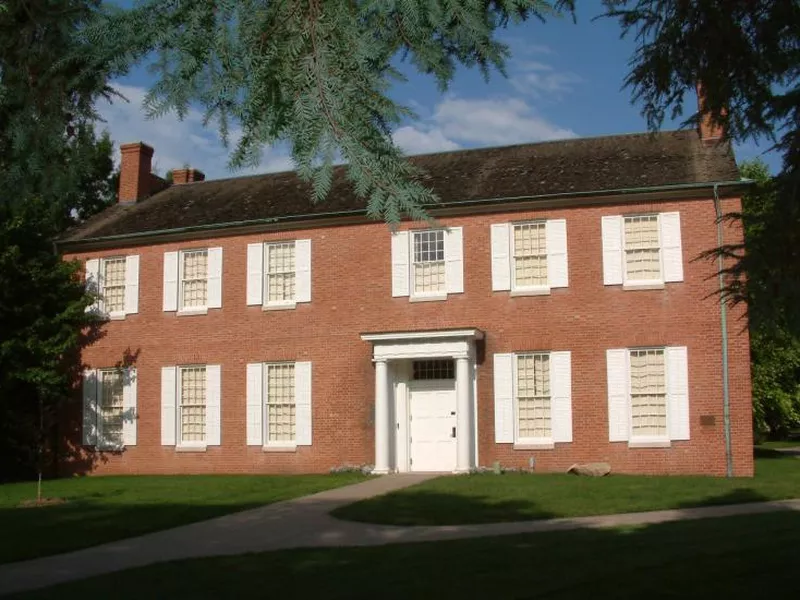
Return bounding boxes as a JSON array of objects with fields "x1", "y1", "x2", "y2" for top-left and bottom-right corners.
[{"x1": 62, "y1": 193, "x2": 753, "y2": 477}]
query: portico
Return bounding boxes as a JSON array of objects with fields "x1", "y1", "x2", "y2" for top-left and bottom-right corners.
[{"x1": 361, "y1": 329, "x2": 484, "y2": 474}]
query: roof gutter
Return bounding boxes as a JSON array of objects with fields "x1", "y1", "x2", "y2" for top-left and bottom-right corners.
[{"x1": 58, "y1": 179, "x2": 750, "y2": 250}]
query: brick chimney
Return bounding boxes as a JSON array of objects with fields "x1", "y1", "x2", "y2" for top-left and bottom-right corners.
[
  {"x1": 172, "y1": 168, "x2": 206, "y2": 184},
  {"x1": 119, "y1": 142, "x2": 155, "y2": 203},
  {"x1": 696, "y1": 82, "x2": 725, "y2": 143}
]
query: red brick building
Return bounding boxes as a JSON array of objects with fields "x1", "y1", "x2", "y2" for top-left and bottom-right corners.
[{"x1": 58, "y1": 116, "x2": 753, "y2": 477}]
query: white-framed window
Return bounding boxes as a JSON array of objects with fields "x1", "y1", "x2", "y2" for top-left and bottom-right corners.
[
  {"x1": 412, "y1": 359, "x2": 455, "y2": 381},
  {"x1": 246, "y1": 240, "x2": 311, "y2": 308},
  {"x1": 266, "y1": 242, "x2": 296, "y2": 305},
  {"x1": 102, "y1": 258, "x2": 127, "y2": 314},
  {"x1": 512, "y1": 222, "x2": 548, "y2": 290},
  {"x1": 629, "y1": 348, "x2": 668, "y2": 440},
  {"x1": 601, "y1": 212, "x2": 683, "y2": 287},
  {"x1": 607, "y1": 346, "x2": 689, "y2": 445},
  {"x1": 160, "y1": 364, "x2": 221, "y2": 448},
  {"x1": 493, "y1": 351, "x2": 572, "y2": 446},
  {"x1": 162, "y1": 248, "x2": 223, "y2": 313},
  {"x1": 179, "y1": 366, "x2": 207, "y2": 445},
  {"x1": 266, "y1": 363, "x2": 296, "y2": 443},
  {"x1": 246, "y1": 361, "x2": 312, "y2": 448},
  {"x1": 490, "y1": 220, "x2": 568, "y2": 293},
  {"x1": 390, "y1": 227, "x2": 463, "y2": 299},
  {"x1": 180, "y1": 250, "x2": 209, "y2": 310},
  {"x1": 82, "y1": 367, "x2": 137, "y2": 448},
  {"x1": 412, "y1": 229, "x2": 446, "y2": 296},
  {"x1": 84, "y1": 255, "x2": 140, "y2": 318},
  {"x1": 515, "y1": 353, "x2": 552, "y2": 442},
  {"x1": 623, "y1": 215, "x2": 662, "y2": 284}
]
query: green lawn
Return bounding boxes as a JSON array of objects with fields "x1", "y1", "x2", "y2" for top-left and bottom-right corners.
[
  {"x1": 757, "y1": 440, "x2": 800, "y2": 449},
  {"x1": 0, "y1": 473, "x2": 365, "y2": 564},
  {"x1": 333, "y1": 449, "x2": 800, "y2": 525},
  {"x1": 13, "y1": 511, "x2": 800, "y2": 600}
]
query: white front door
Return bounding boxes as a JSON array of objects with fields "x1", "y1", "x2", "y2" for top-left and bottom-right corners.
[{"x1": 409, "y1": 380, "x2": 457, "y2": 472}]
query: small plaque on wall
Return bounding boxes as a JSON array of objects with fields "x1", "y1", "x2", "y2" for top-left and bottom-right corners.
[{"x1": 700, "y1": 415, "x2": 716, "y2": 427}]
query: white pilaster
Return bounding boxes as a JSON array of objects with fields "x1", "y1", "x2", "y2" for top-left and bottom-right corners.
[
  {"x1": 455, "y1": 355, "x2": 471, "y2": 473},
  {"x1": 374, "y1": 359, "x2": 391, "y2": 474}
]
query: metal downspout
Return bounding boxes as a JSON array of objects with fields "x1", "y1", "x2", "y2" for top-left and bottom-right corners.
[{"x1": 714, "y1": 183, "x2": 734, "y2": 477}]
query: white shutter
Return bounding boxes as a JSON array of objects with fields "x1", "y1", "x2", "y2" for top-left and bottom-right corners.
[
  {"x1": 666, "y1": 346, "x2": 690, "y2": 440},
  {"x1": 122, "y1": 367, "x2": 137, "y2": 446},
  {"x1": 491, "y1": 223, "x2": 511, "y2": 291},
  {"x1": 161, "y1": 366, "x2": 177, "y2": 445},
  {"x1": 295, "y1": 239, "x2": 312, "y2": 303},
  {"x1": 445, "y1": 227, "x2": 464, "y2": 294},
  {"x1": 85, "y1": 259, "x2": 101, "y2": 314},
  {"x1": 546, "y1": 219, "x2": 569, "y2": 289},
  {"x1": 391, "y1": 231, "x2": 410, "y2": 297},
  {"x1": 607, "y1": 349, "x2": 630, "y2": 442},
  {"x1": 660, "y1": 212, "x2": 684, "y2": 282},
  {"x1": 163, "y1": 252, "x2": 179, "y2": 311},
  {"x1": 207, "y1": 247, "x2": 223, "y2": 309},
  {"x1": 550, "y1": 351, "x2": 572, "y2": 443},
  {"x1": 295, "y1": 361, "x2": 312, "y2": 446},
  {"x1": 124, "y1": 255, "x2": 140, "y2": 315},
  {"x1": 82, "y1": 369, "x2": 98, "y2": 445},
  {"x1": 493, "y1": 353, "x2": 514, "y2": 443},
  {"x1": 246, "y1": 243, "x2": 264, "y2": 306},
  {"x1": 246, "y1": 363, "x2": 264, "y2": 446},
  {"x1": 602, "y1": 216, "x2": 624, "y2": 286},
  {"x1": 206, "y1": 365, "x2": 222, "y2": 445}
]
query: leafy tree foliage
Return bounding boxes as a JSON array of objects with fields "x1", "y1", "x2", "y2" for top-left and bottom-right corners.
[
  {"x1": 604, "y1": 0, "x2": 800, "y2": 320},
  {"x1": 0, "y1": 1, "x2": 115, "y2": 481},
  {"x1": 738, "y1": 160, "x2": 800, "y2": 439},
  {"x1": 83, "y1": 0, "x2": 572, "y2": 222}
]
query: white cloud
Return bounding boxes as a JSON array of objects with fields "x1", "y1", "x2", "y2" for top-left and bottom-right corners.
[
  {"x1": 97, "y1": 84, "x2": 294, "y2": 179},
  {"x1": 432, "y1": 97, "x2": 576, "y2": 145},
  {"x1": 393, "y1": 126, "x2": 460, "y2": 155},
  {"x1": 509, "y1": 59, "x2": 583, "y2": 98}
]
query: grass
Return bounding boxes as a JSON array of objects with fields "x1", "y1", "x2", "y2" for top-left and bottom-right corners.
[
  {"x1": 12, "y1": 511, "x2": 800, "y2": 599},
  {"x1": 757, "y1": 440, "x2": 800, "y2": 449},
  {"x1": 0, "y1": 473, "x2": 365, "y2": 564},
  {"x1": 333, "y1": 449, "x2": 800, "y2": 525}
]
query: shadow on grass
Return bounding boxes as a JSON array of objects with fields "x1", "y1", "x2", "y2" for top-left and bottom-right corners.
[{"x1": 11, "y1": 509, "x2": 800, "y2": 600}]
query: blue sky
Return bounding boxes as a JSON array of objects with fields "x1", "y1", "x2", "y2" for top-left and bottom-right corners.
[{"x1": 99, "y1": 1, "x2": 779, "y2": 180}]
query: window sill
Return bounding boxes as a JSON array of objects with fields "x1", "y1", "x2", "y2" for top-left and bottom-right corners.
[
  {"x1": 262, "y1": 445, "x2": 297, "y2": 453},
  {"x1": 409, "y1": 294, "x2": 448, "y2": 303},
  {"x1": 107, "y1": 312, "x2": 127, "y2": 321},
  {"x1": 262, "y1": 302, "x2": 297, "y2": 311},
  {"x1": 628, "y1": 440, "x2": 671, "y2": 449},
  {"x1": 622, "y1": 281, "x2": 665, "y2": 291},
  {"x1": 96, "y1": 444, "x2": 125, "y2": 452},
  {"x1": 176, "y1": 308, "x2": 209, "y2": 316},
  {"x1": 176, "y1": 445, "x2": 207, "y2": 453},
  {"x1": 513, "y1": 441, "x2": 555, "y2": 450},
  {"x1": 510, "y1": 288, "x2": 551, "y2": 297}
]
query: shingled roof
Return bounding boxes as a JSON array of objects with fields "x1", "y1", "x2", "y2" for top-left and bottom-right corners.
[{"x1": 63, "y1": 129, "x2": 740, "y2": 243}]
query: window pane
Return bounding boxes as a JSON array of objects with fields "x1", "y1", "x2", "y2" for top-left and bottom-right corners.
[
  {"x1": 180, "y1": 366, "x2": 206, "y2": 443},
  {"x1": 513, "y1": 223, "x2": 547, "y2": 287},
  {"x1": 624, "y1": 216, "x2": 661, "y2": 281},
  {"x1": 630, "y1": 349, "x2": 667, "y2": 437},
  {"x1": 516, "y1": 354, "x2": 551, "y2": 439},
  {"x1": 412, "y1": 360, "x2": 455, "y2": 380},
  {"x1": 267, "y1": 364, "x2": 296, "y2": 442},
  {"x1": 413, "y1": 230, "x2": 446, "y2": 294},
  {"x1": 182, "y1": 250, "x2": 208, "y2": 308},
  {"x1": 266, "y1": 243, "x2": 296, "y2": 303},
  {"x1": 100, "y1": 370, "x2": 124, "y2": 445},
  {"x1": 102, "y1": 258, "x2": 126, "y2": 313}
]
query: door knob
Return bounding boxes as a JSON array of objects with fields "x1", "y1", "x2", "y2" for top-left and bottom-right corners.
[{"x1": 451, "y1": 427, "x2": 456, "y2": 438}]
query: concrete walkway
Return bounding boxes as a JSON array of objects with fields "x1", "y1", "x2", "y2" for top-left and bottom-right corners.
[{"x1": 1, "y1": 474, "x2": 800, "y2": 596}]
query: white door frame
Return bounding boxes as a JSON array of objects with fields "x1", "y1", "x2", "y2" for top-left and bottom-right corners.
[{"x1": 361, "y1": 329, "x2": 484, "y2": 474}]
